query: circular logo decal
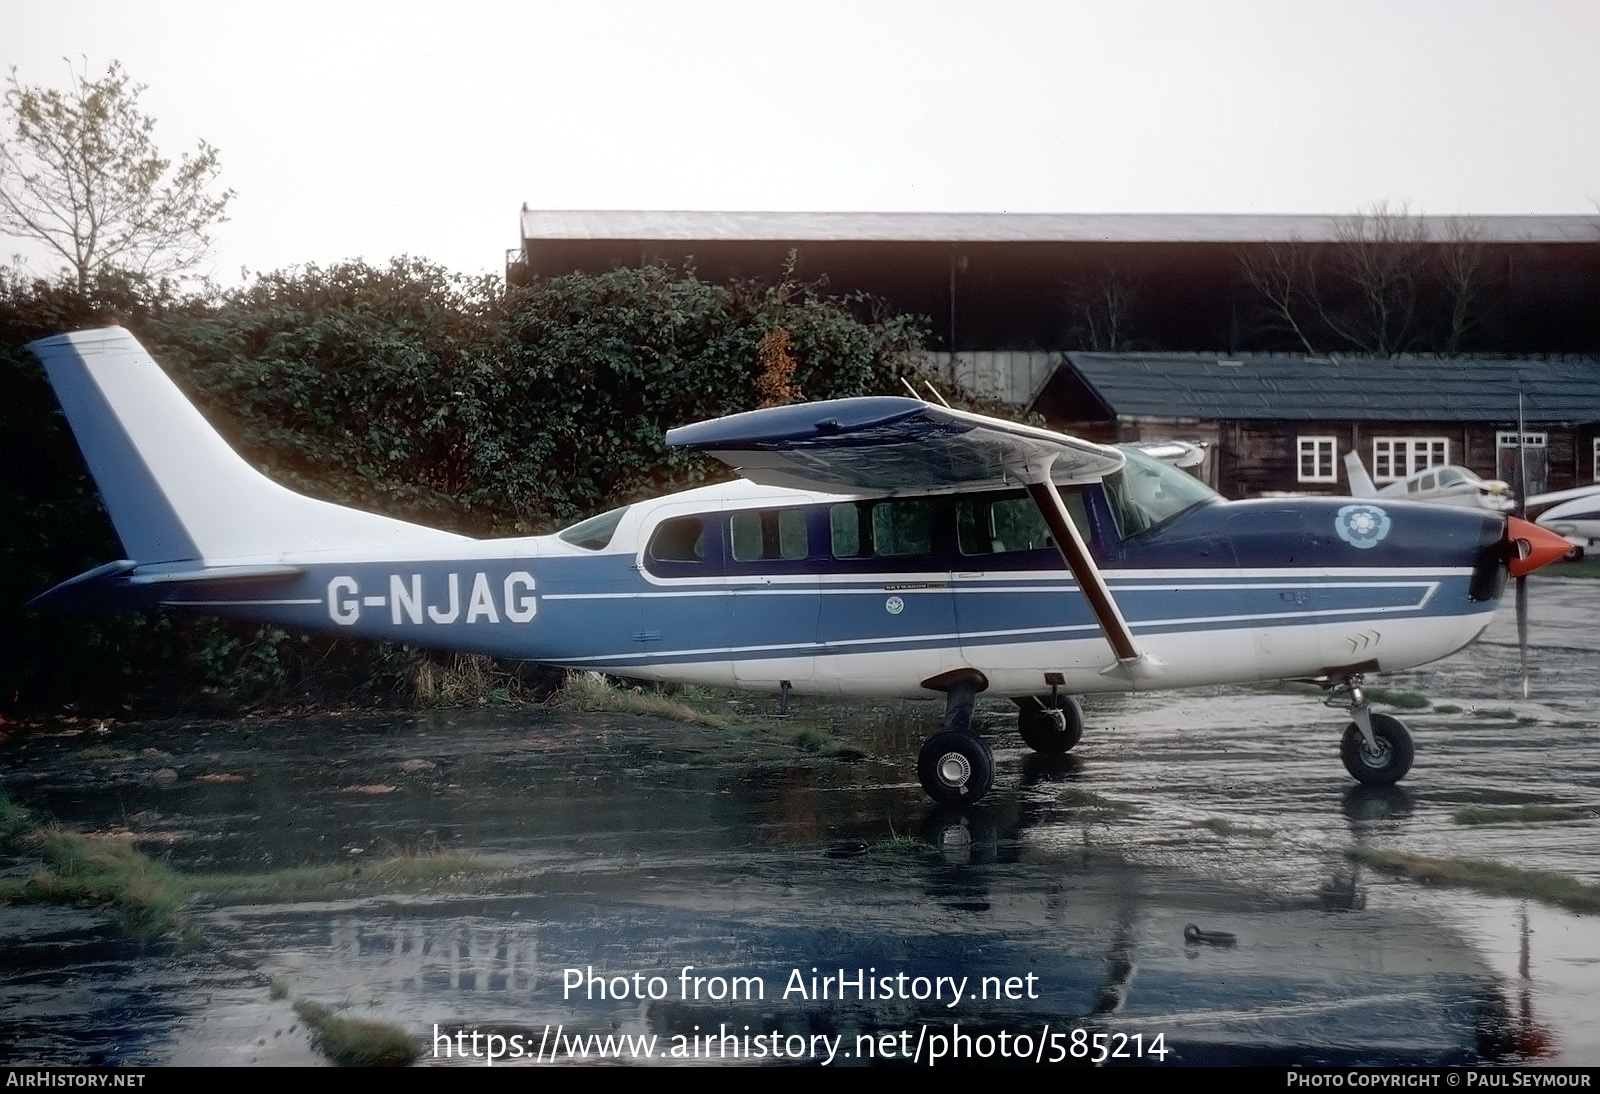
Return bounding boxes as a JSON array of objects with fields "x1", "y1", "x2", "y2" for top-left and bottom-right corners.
[
  {"x1": 885, "y1": 596, "x2": 905, "y2": 615},
  {"x1": 1335, "y1": 504, "x2": 1392, "y2": 550}
]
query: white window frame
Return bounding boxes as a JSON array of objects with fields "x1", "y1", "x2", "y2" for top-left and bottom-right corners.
[
  {"x1": 1371, "y1": 437, "x2": 1450, "y2": 483},
  {"x1": 1296, "y1": 436, "x2": 1337, "y2": 483}
]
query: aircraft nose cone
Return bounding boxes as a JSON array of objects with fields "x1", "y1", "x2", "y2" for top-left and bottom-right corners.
[{"x1": 1506, "y1": 516, "x2": 1573, "y2": 577}]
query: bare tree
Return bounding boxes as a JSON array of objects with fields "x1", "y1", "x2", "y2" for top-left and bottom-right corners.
[
  {"x1": 0, "y1": 60, "x2": 234, "y2": 289},
  {"x1": 1241, "y1": 202, "x2": 1490, "y2": 355},
  {"x1": 1064, "y1": 265, "x2": 1140, "y2": 352}
]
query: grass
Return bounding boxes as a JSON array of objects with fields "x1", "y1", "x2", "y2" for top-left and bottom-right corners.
[
  {"x1": 0, "y1": 827, "x2": 190, "y2": 927},
  {"x1": 1362, "y1": 687, "x2": 1430, "y2": 710},
  {"x1": 0, "y1": 789, "x2": 505, "y2": 928},
  {"x1": 1347, "y1": 846, "x2": 1600, "y2": 914},
  {"x1": 1452, "y1": 804, "x2": 1594, "y2": 826},
  {"x1": 1546, "y1": 557, "x2": 1600, "y2": 580},
  {"x1": 793, "y1": 728, "x2": 837, "y2": 754},
  {"x1": 294, "y1": 999, "x2": 418, "y2": 1067},
  {"x1": 1258, "y1": 681, "x2": 1428, "y2": 709},
  {"x1": 1433, "y1": 704, "x2": 1463, "y2": 715},
  {"x1": 552, "y1": 671, "x2": 740, "y2": 729}
]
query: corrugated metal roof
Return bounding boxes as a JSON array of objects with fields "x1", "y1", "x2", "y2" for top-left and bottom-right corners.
[
  {"x1": 1054, "y1": 353, "x2": 1600, "y2": 422},
  {"x1": 519, "y1": 209, "x2": 1600, "y2": 245}
]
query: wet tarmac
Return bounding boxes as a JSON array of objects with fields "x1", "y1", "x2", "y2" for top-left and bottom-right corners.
[{"x1": 2, "y1": 576, "x2": 1597, "y2": 1066}]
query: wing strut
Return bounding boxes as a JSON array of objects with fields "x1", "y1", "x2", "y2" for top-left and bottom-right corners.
[{"x1": 1024, "y1": 478, "x2": 1152, "y2": 675}]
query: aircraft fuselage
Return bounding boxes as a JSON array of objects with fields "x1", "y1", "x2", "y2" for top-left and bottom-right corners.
[{"x1": 96, "y1": 479, "x2": 1508, "y2": 701}]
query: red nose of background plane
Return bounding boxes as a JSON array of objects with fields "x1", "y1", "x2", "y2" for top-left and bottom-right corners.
[{"x1": 1506, "y1": 517, "x2": 1574, "y2": 578}]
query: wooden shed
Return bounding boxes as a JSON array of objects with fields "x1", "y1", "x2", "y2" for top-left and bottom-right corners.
[{"x1": 1026, "y1": 352, "x2": 1600, "y2": 499}]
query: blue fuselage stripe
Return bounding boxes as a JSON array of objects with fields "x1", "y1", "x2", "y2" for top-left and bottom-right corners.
[{"x1": 148, "y1": 555, "x2": 1487, "y2": 668}]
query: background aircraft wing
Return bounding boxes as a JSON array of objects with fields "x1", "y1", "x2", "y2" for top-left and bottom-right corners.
[
  {"x1": 665, "y1": 396, "x2": 1124, "y2": 494},
  {"x1": 1525, "y1": 482, "x2": 1600, "y2": 509}
]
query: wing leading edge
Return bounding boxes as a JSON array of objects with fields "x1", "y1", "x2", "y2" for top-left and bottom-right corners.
[{"x1": 668, "y1": 397, "x2": 1155, "y2": 678}]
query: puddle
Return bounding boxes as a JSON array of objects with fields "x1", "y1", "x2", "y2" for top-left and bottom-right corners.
[{"x1": 3, "y1": 576, "x2": 1597, "y2": 1065}]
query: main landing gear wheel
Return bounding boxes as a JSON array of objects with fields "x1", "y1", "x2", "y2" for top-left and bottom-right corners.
[
  {"x1": 1340, "y1": 713, "x2": 1414, "y2": 786},
  {"x1": 918, "y1": 731, "x2": 995, "y2": 806},
  {"x1": 1017, "y1": 696, "x2": 1084, "y2": 754}
]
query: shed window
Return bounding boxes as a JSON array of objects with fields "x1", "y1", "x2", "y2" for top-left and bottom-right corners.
[
  {"x1": 1297, "y1": 436, "x2": 1337, "y2": 483},
  {"x1": 1372, "y1": 438, "x2": 1449, "y2": 483}
]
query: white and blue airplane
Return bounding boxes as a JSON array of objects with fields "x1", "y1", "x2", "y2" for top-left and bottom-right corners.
[{"x1": 27, "y1": 328, "x2": 1575, "y2": 805}]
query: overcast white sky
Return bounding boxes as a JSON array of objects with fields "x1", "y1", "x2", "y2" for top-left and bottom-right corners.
[{"x1": 6, "y1": 0, "x2": 1600, "y2": 282}]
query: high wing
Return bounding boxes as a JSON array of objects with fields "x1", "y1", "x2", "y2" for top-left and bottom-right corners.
[
  {"x1": 664, "y1": 396, "x2": 1124, "y2": 495},
  {"x1": 668, "y1": 397, "x2": 1154, "y2": 677}
]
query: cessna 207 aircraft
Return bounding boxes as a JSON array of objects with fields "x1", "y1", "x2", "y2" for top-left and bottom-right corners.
[{"x1": 28, "y1": 328, "x2": 1575, "y2": 805}]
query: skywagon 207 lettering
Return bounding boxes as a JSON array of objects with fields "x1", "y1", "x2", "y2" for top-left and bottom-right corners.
[{"x1": 27, "y1": 328, "x2": 1574, "y2": 805}]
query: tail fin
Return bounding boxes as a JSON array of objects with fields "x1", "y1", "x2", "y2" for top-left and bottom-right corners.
[
  {"x1": 1342, "y1": 450, "x2": 1377, "y2": 497},
  {"x1": 29, "y1": 327, "x2": 465, "y2": 565}
]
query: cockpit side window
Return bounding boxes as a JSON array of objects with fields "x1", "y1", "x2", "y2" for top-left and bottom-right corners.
[{"x1": 1102, "y1": 447, "x2": 1219, "y2": 539}]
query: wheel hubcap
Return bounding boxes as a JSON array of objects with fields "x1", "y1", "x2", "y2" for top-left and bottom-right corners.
[
  {"x1": 1361, "y1": 740, "x2": 1392, "y2": 767},
  {"x1": 937, "y1": 753, "x2": 972, "y2": 787}
]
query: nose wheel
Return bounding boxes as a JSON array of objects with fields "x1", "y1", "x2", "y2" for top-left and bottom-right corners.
[
  {"x1": 1340, "y1": 713, "x2": 1414, "y2": 785},
  {"x1": 1326, "y1": 677, "x2": 1415, "y2": 786}
]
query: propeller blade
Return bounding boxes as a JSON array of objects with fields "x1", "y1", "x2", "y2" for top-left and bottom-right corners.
[
  {"x1": 1513, "y1": 393, "x2": 1530, "y2": 697},
  {"x1": 1517, "y1": 573, "x2": 1529, "y2": 700}
]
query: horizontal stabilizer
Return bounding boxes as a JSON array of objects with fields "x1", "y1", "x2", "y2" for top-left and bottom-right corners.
[
  {"x1": 29, "y1": 560, "x2": 306, "y2": 613},
  {"x1": 126, "y1": 564, "x2": 305, "y2": 586}
]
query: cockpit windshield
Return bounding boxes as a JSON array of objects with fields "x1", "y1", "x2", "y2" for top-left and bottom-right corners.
[
  {"x1": 557, "y1": 506, "x2": 630, "y2": 550},
  {"x1": 1102, "y1": 445, "x2": 1220, "y2": 537}
]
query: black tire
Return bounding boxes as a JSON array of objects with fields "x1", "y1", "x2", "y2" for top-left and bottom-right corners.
[
  {"x1": 1340, "y1": 714, "x2": 1415, "y2": 786},
  {"x1": 1018, "y1": 696, "x2": 1084, "y2": 754},
  {"x1": 917, "y1": 731, "x2": 996, "y2": 805}
]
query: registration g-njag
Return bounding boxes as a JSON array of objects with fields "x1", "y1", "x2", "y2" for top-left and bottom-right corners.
[{"x1": 28, "y1": 329, "x2": 1572, "y2": 805}]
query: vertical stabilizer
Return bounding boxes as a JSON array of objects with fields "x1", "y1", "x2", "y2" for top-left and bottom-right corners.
[
  {"x1": 1343, "y1": 451, "x2": 1377, "y2": 497},
  {"x1": 29, "y1": 328, "x2": 465, "y2": 564}
]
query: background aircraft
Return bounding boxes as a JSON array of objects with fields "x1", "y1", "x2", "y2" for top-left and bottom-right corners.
[
  {"x1": 27, "y1": 329, "x2": 1574, "y2": 805},
  {"x1": 1345, "y1": 450, "x2": 1600, "y2": 551},
  {"x1": 1343, "y1": 451, "x2": 1514, "y2": 511}
]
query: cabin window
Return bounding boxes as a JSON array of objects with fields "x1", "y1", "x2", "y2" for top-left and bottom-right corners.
[
  {"x1": 557, "y1": 506, "x2": 629, "y2": 550},
  {"x1": 648, "y1": 516, "x2": 706, "y2": 563},
  {"x1": 956, "y1": 491, "x2": 1086, "y2": 555},
  {"x1": 1372, "y1": 438, "x2": 1449, "y2": 483},
  {"x1": 1296, "y1": 437, "x2": 1336, "y2": 483},
  {"x1": 1593, "y1": 438, "x2": 1600, "y2": 482},
  {"x1": 730, "y1": 508, "x2": 808, "y2": 561},
  {"x1": 830, "y1": 499, "x2": 936, "y2": 559}
]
